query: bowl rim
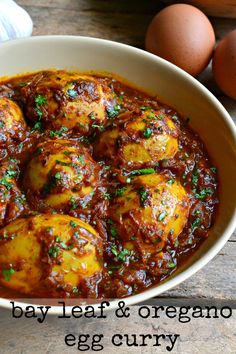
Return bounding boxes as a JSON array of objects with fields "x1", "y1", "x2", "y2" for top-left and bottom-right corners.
[{"x1": 0, "y1": 35, "x2": 235, "y2": 315}]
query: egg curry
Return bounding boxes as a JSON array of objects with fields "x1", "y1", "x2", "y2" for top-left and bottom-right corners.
[{"x1": 0, "y1": 70, "x2": 218, "y2": 299}]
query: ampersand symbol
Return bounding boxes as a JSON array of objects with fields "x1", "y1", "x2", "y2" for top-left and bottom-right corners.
[{"x1": 115, "y1": 301, "x2": 130, "y2": 318}]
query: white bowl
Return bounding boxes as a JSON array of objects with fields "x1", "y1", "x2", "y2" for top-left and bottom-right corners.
[{"x1": 0, "y1": 36, "x2": 235, "y2": 315}]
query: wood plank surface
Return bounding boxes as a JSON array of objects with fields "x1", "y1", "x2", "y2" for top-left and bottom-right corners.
[
  {"x1": 0, "y1": 305, "x2": 235, "y2": 354},
  {"x1": 15, "y1": 0, "x2": 236, "y2": 300},
  {"x1": 162, "y1": 0, "x2": 236, "y2": 18},
  {"x1": 0, "y1": 2, "x2": 235, "y2": 353}
]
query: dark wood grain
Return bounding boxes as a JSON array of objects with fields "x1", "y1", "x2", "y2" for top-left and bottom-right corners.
[
  {"x1": 17, "y1": 0, "x2": 163, "y2": 47},
  {"x1": 6, "y1": 0, "x2": 236, "y2": 297},
  {"x1": 0, "y1": 2, "x2": 236, "y2": 352}
]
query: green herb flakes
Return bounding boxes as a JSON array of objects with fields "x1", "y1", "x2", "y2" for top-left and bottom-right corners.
[
  {"x1": 54, "y1": 172, "x2": 61, "y2": 180},
  {"x1": 129, "y1": 168, "x2": 155, "y2": 176},
  {"x1": 117, "y1": 248, "x2": 130, "y2": 262},
  {"x1": 138, "y1": 187, "x2": 148, "y2": 207},
  {"x1": 191, "y1": 217, "x2": 201, "y2": 230},
  {"x1": 167, "y1": 263, "x2": 176, "y2": 268},
  {"x1": 77, "y1": 155, "x2": 85, "y2": 165},
  {"x1": 35, "y1": 95, "x2": 47, "y2": 106},
  {"x1": 2, "y1": 268, "x2": 15, "y2": 282},
  {"x1": 192, "y1": 170, "x2": 199, "y2": 188},
  {"x1": 158, "y1": 212, "x2": 166, "y2": 222},
  {"x1": 67, "y1": 89, "x2": 77, "y2": 99},
  {"x1": 140, "y1": 106, "x2": 151, "y2": 111},
  {"x1": 107, "y1": 105, "x2": 121, "y2": 118},
  {"x1": 115, "y1": 187, "x2": 127, "y2": 197},
  {"x1": 143, "y1": 127, "x2": 153, "y2": 139},
  {"x1": 48, "y1": 246, "x2": 60, "y2": 258},
  {"x1": 210, "y1": 167, "x2": 217, "y2": 173},
  {"x1": 195, "y1": 188, "x2": 213, "y2": 199},
  {"x1": 70, "y1": 221, "x2": 77, "y2": 228},
  {"x1": 111, "y1": 244, "x2": 118, "y2": 257}
]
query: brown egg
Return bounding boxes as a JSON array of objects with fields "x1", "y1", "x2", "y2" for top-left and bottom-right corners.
[
  {"x1": 212, "y1": 30, "x2": 236, "y2": 100},
  {"x1": 145, "y1": 4, "x2": 215, "y2": 76}
]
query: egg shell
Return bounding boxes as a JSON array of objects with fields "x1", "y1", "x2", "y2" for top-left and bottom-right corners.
[
  {"x1": 145, "y1": 4, "x2": 215, "y2": 76},
  {"x1": 212, "y1": 30, "x2": 236, "y2": 100}
]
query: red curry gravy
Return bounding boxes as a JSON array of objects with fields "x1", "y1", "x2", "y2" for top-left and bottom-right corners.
[{"x1": 0, "y1": 70, "x2": 218, "y2": 299}]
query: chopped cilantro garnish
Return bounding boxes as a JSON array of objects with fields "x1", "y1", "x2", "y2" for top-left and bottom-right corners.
[
  {"x1": 167, "y1": 263, "x2": 176, "y2": 268},
  {"x1": 89, "y1": 112, "x2": 96, "y2": 120},
  {"x1": 195, "y1": 188, "x2": 213, "y2": 199},
  {"x1": 0, "y1": 178, "x2": 13, "y2": 190},
  {"x1": 110, "y1": 245, "x2": 130, "y2": 262},
  {"x1": 192, "y1": 170, "x2": 199, "y2": 188},
  {"x1": 54, "y1": 172, "x2": 61, "y2": 180},
  {"x1": 143, "y1": 127, "x2": 153, "y2": 139},
  {"x1": 191, "y1": 217, "x2": 201, "y2": 230},
  {"x1": 111, "y1": 244, "x2": 118, "y2": 256},
  {"x1": 129, "y1": 168, "x2": 155, "y2": 176},
  {"x1": 106, "y1": 105, "x2": 121, "y2": 118},
  {"x1": 166, "y1": 179, "x2": 174, "y2": 185},
  {"x1": 147, "y1": 112, "x2": 156, "y2": 119},
  {"x1": 81, "y1": 200, "x2": 88, "y2": 209},
  {"x1": 18, "y1": 143, "x2": 24, "y2": 152},
  {"x1": 70, "y1": 196, "x2": 78, "y2": 210},
  {"x1": 211, "y1": 167, "x2": 217, "y2": 173},
  {"x1": 158, "y1": 212, "x2": 166, "y2": 222},
  {"x1": 74, "y1": 231, "x2": 80, "y2": 238},
  {"x1": 35, "y1": 95, "x2": 47, "y2": 106},
  {"x1": 2, "y1": 268, "x2": 15, "y2": 282},
  {"x1": 0, "y1": 121, "x2": 5, "y2": 128},
  {"x1": 59, "y1": 241, "x2": 74, "y2": 250},
  {"x1": 138, "y1": 187, "x2": 149, "y2": 207},
  {"x1": 72, "y1": 286, "x2": 79, "y2": 293},
  {"x1": 67, "y1": 89, "x2": 77, "y2": 99},
  {"x1": 117, "y1": 248, "x2": 130, "y2": 262},
  {"x1": 115, "y1": 187, "x2": 127, "y2": 197},
  {"x1": 77, "y1": 155, "x2": 85, "y2": 165},
  {"x1": 15, "y1": 195, "x2": 26, "y2": 204},
  {"x1": 91, "y1": 123, "x2": 105, "y2": 131},
  {"x1": 37, "y1": 147, "x2": 43, "y2": 155},
  {"x1": 63, "y1": 151, "x2": 72, "y2": 156},
  {"x1": 174, "y1": 239, "x2": 179, "y2": 247},
  {"x1": 48, "y1": 246, "x2": 60, "y2": 258},
  {"x1": 110, "y1": 225, "x2": 118, "y2": 238},
  {"x1": 32, "y1": 121, "x2": 42, "y2": 131},
  {"x1": 34, "y1": 95, "x2": 47, "y2": 120},
  {"x1": 49, "y1": 126, "x2": 68, "y2": 137},
  {"x1": 103, "y1": 192, "x2": 112, "y2": 200},
  {"x1": 70, "y1": 220, "x2": 77, "y2": 228},
  {"x1": 55, "y1": 160, "x2": 71, "y2": 167}
]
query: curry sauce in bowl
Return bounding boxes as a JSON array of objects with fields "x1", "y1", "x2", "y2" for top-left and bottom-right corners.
[
  {"x1": 0, "y1": 70, "x2": 219, "y2": 299},
  {"x1": 0, "y1": 36, "x2": 234, "y2": 312}
]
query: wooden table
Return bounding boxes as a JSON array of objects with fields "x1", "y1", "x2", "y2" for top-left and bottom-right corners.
[{"x1": 0, "y1": 1, "x2": 235, "y2": 353}]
